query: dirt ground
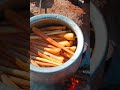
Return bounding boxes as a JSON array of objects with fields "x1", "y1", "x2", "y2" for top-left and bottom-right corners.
[{"x1": 30, "y1": 0, "x2": 90, "y2": 32}]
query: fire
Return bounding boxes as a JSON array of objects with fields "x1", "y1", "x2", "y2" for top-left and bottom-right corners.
[{"x1": 68, "y1": 77, "x2": 79, "y2": 90}]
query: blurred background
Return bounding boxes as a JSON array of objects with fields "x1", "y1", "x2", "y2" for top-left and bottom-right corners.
[{"x1": 93, "y1": 0, "x2": 120, "y2": 89}]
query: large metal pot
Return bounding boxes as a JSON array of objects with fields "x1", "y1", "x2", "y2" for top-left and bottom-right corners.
[{"x1": 30, "y1": 14, "x2": 84, "y2": 84}]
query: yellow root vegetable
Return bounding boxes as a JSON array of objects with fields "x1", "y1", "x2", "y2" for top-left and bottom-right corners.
[
  {"x1": 43, "y1": 47, "x2": 61, "y2": 55},
  {"x1": 58, "y1": 41, "x2": 71, "y2": 47},
  {"x1": 43, "y1": 51, "x2": 64, "y2": 62},
  {"x1": 66, "y1": 46, "x2": 77, "y2": 52},
  {"x1": 58, "y1": 33, "x2": 75, "y2": 40}
]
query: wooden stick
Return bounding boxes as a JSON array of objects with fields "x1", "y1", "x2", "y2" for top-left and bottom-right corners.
[
  {"x1": 31, "y1": 35, "x2": 66, "y2": 41},
  {"x1": 31, "y1": 46, "x2": 63, "y2": 64},
  {"x1": 36, "y1": 48, "x2": 64, "y2": 62},
  {"x1": 45, "y1": 30, "x2": 67, "y2": 35},
  {"x1": 43, "y1": 52, "x2": 64, "y2": 62},
  {"x1": 32, "y1": 44, "x2": 61, "y2": 55},
  {"x1": 15, "y1": 57, "x2": 29, "y2": 72},
  {"x1": 34, "y1": 61, "x2": 57, "y2": 67},
  {"x1": 30, "y1": 59, "x2": 39, "y2": 67},
  {"x1": 0, "y1": 66, "x2": 30, "y2": 80},
  {"x1": 31, "y1": 38, "x2": 46, "y2": 43},
  {"x1": 61, "y1": 51, "x2": 73, "y2": 59},
  {"x1": 31, "y1": 40, "x2": 56, "y2": 48},
  {"x1": 43, "y1": 30, "x2": 66, "y2": 33},
  {"x1": 1, "y1": 74, "x2": 20, "y2": 88},
  {"x1": 32, "y1": 27, "x2": 74, "y2": 55},
  {"x1": 40, "y1": 26, "x2": 66, "y2": 31},
  {"x1": 50, "y1": 36, "x2": 66, "y2": 40},
  {"x1": 30, "y1": 36, "x2": 40, "y2": 39},
  {"x1": 31, "y1": 56, "x2": 62, "y2": 66},
  {"x1": 8, "y1": 75, "x2": 30, "y2": 88}
]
